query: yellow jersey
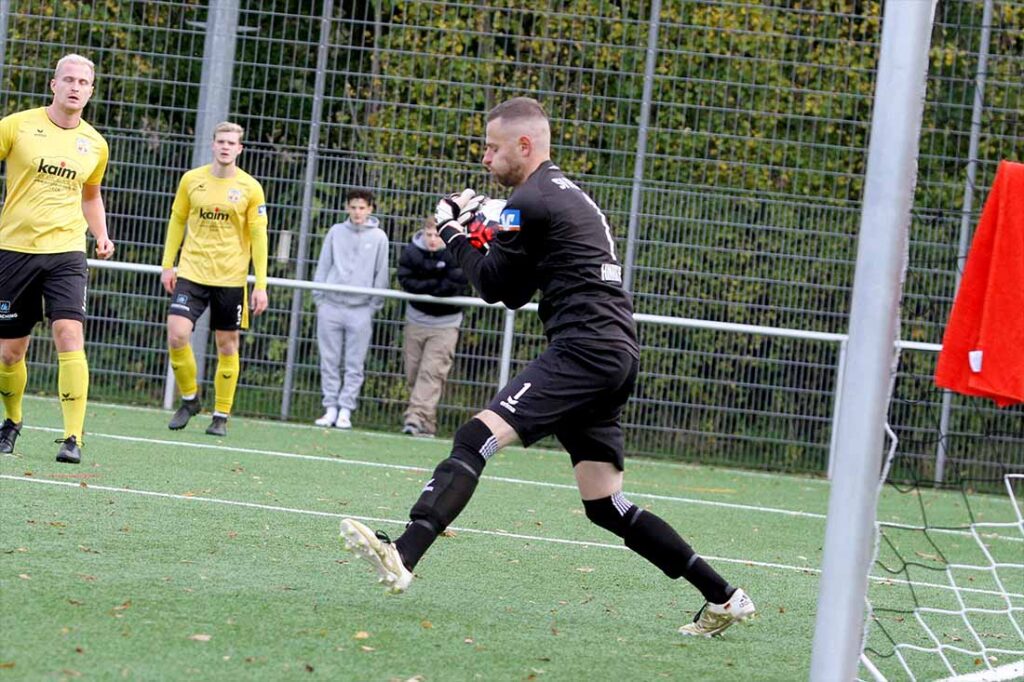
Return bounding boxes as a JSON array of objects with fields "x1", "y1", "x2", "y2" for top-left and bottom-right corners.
[
  {"x1": 0, "y1": 107, "x2": 109, "y2": 254},
  {"x1": 161, "y1": 165, "x2": 269, "y2": 289}
]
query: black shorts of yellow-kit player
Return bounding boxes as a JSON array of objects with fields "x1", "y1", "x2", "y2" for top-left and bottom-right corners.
[
  {"x1": 168, "y1": 277, "x2": 248, "y2": 330},
  {"x1": 0, "y1": 249, "x2": 88, "y2": 338}
]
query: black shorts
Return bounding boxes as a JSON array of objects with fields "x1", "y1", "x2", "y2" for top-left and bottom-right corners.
[
  {"x1": 0, "y1": 249, "x2": 88, "y2": 338},
  {"x1": 487, "y1": 340, "x2": 639, "y2": 470},
  {"x1": 168, "y1": 278, "x2": 245, "y2": 331}
]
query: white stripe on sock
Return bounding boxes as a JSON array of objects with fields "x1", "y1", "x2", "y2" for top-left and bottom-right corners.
[
  {"x1": 611, "y1": 491, "x2": 633, "y2": 516},
  {"x1": 480, "y1": 436, "x2": 500, "y2": 460}
]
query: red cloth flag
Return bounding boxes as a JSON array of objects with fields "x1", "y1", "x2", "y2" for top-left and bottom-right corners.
[{"x1": 934, "y1": 160, "x2": 1024, "y2": 407}]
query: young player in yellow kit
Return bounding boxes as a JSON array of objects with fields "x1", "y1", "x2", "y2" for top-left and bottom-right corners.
[
  {"x1": 0, "y1": 54, "x2": 115, "y2": 464},
  {"x1": 160, "y1": 122, "x2": 269, "y2": 438}
]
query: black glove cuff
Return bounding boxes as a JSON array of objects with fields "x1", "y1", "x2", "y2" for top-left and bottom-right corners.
[{"x1": 438, "y1": 221, "x2": 465, "y2": 245}]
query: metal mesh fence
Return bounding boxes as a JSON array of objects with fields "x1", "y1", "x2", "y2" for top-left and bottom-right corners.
[{"x1": 1, "y1": 0, "x2": 1021, "y2": 476}]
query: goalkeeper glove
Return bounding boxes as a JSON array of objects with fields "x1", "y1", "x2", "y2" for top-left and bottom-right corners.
[
  {"x1": 435, "y1": 189, "x2": 485, "y2": 244},
  {"x1": 468, "y1": 221, "x2": 496, "y2": 252}
]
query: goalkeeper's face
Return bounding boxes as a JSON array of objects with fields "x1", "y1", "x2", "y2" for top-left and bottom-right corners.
[{"x1": 484, "y1": 119, "x2": 529, "y2": 188}]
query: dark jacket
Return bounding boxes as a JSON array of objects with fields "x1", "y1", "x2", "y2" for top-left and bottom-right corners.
[{"x1": 397, "y1": 231, "x2": 469, "y2": 317}]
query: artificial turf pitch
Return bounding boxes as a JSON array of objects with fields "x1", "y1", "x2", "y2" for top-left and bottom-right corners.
[{"x1": 1, "y1": 398, "x2": 1018, "y2": 680}]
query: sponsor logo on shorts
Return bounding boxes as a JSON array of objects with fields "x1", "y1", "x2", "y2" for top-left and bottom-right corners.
[
  {"x1": 170, "y1": 293, "x2": 191, "y2": 312},
  {"x1": 0, "y1": 300, "x2": 15, "y2": 321},
  {"x1": 499, "y1": 382, "x2": 532, "y2": 414}
]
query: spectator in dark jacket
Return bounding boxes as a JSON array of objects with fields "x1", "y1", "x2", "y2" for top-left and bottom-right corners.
[{"x1": 397, "y1": 217, "x2": 469, "y2": 436}]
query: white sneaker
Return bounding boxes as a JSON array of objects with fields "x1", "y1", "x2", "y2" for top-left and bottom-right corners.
[
  {"x1": 334, "y1": 408, "x2": 352, "y2": 429},
  {"x1": 678, "y1": 588, "x2": 756, "y2": 637},
  {"x1": 339, "y1": 518, "x2": 413, "y2": 594},
  {"x1": 315, "y1": 407, "x2": 338, "y2": 427}
]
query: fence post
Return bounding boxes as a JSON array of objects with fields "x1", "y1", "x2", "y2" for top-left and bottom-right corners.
[
  {"x1": 0, "y1": 0, "x2": 9, "y2": 79},
  {"x1": 498, "y1": 308, "x2": 516, "y2": 389},
  {"x1": 280, "y1": 0, "x2": 333, "y2": 420},
  {"x1": 163, "y1": 0, "x2": 241, "y2": 408},
  {"x1": 935, "y1": 0, "x2": 994, "y2": 483},
  {"x1": 621, "y1": 0, "x2": 661, "y2": 293},
  {"x1": 809, "y1": 2, "x2": 936, "y2": 679}
]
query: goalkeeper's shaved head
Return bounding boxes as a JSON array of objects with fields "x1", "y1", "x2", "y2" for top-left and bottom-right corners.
[{"x1": 484, "y1": 97, "x2": 551, "y2": 188}]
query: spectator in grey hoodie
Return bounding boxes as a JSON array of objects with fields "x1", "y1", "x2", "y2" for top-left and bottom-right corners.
[{"x1": 312, "y1": 189, "x2": 390, "y2": 429}]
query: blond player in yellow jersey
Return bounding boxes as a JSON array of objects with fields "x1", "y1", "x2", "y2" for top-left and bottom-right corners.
[
  {"x1": 160, "y1": 122, "x2": 269, "y2": 438},
  {"x1": 0, "y1": 54, "x2": 114, "y2": 464}
]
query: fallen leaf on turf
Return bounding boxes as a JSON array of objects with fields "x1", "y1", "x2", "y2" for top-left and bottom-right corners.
[
  {"x1": 778, "y1": 607, "x2": 786, "y2": 614},
  {"x1": 354, "y1": 631, "x2": 370, "y2": 640},
  {"x1": 463, "y1": 638, "x2": 474, "y2": 644},
  {"x1": 359, "y1": 646, "x2": 374, "y2": 652},
  {"x1": 79, "y1": 482, "x2": 87, "y2": 488},
  {"x1": 75, "y1": 647, "x2": 84, "y2": 654},
  {"x1": 60, "y1": 669, "x2": 81, "y2": 677},
  {"x1": 188, "y1": 634, "x2": 211, "y2": 642},
  {"x1": 112, "y1": 600, "x2": 131, "y2": 611},
  {"x1": 576, "y1": 567, "x2": 594, "y2": 573},
  {"x1": 0, "y1": 662, "x2": 13, "y2": 669},
  {"x1": 441, "y1": 530, "x2": 456, "y2": 538},
  {"x1": 227, "y1": 532, "x2": 238, "y2": 539},
  {"x1": 68, "y1": 599, "x2": 84, "y2": 606},
  {"x1": 420, "y1": 620, "x2": 433, "y2": 629},
  {"x1": 78, "y1": 545, "x2": 100, "y2": 554},
  {"x1": 304, "y1": 664, "x2": 314, "y2": 672},
  {"x1": 23, "y1": 471, "x2": 32, "y2": 476},
  {"x1": 18, "y1": 574, "x2": 30, "y2": 580}
]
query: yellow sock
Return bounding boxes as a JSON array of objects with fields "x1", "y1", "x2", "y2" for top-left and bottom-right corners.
[
  {"x1": 213, "y1": 352, "x2": 240, "y2": 415},
  {"x1": 58, "y1": 350, "x2": 89, "y2": 441},
  {"x1": 169, "y1": 344, "x2": 198, "y2": 398},
  {"x1": 0, "y1": 358, "x2": 27, "y2": 423}
]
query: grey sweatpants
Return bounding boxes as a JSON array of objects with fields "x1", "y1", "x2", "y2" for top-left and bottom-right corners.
[{"x1": 316, "y1": 301, "x2": 374, "y2": 411}]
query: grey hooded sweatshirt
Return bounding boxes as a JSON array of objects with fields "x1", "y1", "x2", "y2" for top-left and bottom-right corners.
[{"x1": 312, "y1": 216, "x2": 390, "y2": 309}]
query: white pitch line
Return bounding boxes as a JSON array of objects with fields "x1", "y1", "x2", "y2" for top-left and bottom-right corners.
[
  {"x1": 18, "y1": 425, "x2": 1024, "y2": 544},
  {"x1": 3, "y1": 474, "x2": 1019, "y2": 601},
  {"x1": 23, "y1": 425, "x2": 829, "y2": 520},
  {"x1": 21, "y1": 394, "x2": 831, "y2": 484}
]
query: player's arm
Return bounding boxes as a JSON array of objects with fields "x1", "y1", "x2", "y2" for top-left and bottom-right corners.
[
  {"x1": 437, "y1": 191, "x2": 537, "y2": 308},
  {"x1": 248, "y1": 186, "x2": 269, "y2": 316},
  {"x1": 82, "y1": 138, "x2": 113, "y2": 260},
  {"x1": 0, "y1": 115, "x2": 14, "y2": 161},
  {"x1": 160, "y1": 177, "x2": 190, "y2": 294},
  {"x1": 82, "y1": 184, "x2": 114, "y2": 260},
  {"x1": 444, "y1": 235, "x2": 535, "y2": 307}
]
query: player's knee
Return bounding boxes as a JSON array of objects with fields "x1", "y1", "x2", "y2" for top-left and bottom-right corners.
[
  {"x1": 51, "y1": 319, "x2": 84, "y2": 352},
  {"x1": 583, "y1": 493, "x2": 641, "y2": 538},
  {"x1": 409, "y1": 418, "x2": 497, "y2": 533},
  {"x1": 451, "y1": 418, "x2": 499, "y2": 473}
]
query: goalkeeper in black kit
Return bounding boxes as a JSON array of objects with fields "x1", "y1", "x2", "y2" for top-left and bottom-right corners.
[{"x1": 340, "y1": 97, "x2": 755, "y2": 637}]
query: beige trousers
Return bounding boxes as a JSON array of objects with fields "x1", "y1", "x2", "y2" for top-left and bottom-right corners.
[{"x1": 403, "y1": 323, "x2": 458, "y2": 435}]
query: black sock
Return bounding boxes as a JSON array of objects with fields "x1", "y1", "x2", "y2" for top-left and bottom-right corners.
[
  {"x1": 395, "y1": 520, "x2": 437, "y2": 571},
  {"x1": 625, "y1": 510, "x2": 733, "y2": 604}
]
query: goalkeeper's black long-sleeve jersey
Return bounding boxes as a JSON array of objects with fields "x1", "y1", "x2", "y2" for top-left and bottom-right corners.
[{"x1": 445, "y1": 160, "x2": 638, "y2": 355}]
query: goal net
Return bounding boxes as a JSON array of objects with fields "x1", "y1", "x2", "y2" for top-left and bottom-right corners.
[{"x1": 857, "y1": 358, "x2": 1024, "y2": 681}]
